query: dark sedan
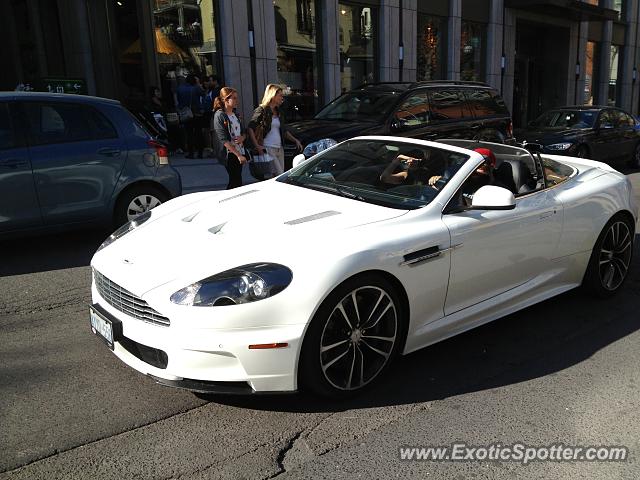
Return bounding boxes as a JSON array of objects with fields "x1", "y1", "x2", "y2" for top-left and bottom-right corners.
[{"x1": 516, "y1": 106, "x2": 640, "y2": 168}]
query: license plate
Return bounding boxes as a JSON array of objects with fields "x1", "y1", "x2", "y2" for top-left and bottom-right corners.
[{"x1": 90, "y1": 306, "x2": 117, "y2": 349}]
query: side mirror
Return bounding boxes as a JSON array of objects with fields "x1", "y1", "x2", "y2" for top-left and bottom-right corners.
[
  {"x1": 292, "y1": 153, "x2": 307, "y2": 168},
  {"x1": 471, "y1": 185, "x2": 516, "y2": 210}
]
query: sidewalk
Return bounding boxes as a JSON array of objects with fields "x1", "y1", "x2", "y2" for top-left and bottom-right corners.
[{"x1": 169, "y1": 152, "x2": 258, "y2": 193}]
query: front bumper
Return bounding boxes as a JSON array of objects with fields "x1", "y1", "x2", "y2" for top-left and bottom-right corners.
[{"x1": 91, "y1": 282, "x2": 306, "y2": 393}]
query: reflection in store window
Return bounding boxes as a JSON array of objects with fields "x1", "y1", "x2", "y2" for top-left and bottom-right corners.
[
  {"x1": 274, "y1": 0, "x2": 319, "y2": 121},
  {"x1": 460, "y1": 21, "x2": 486, "y2": 82},
  {"x1": 584, "y1": 41, "x2": 597, "y2": 105},
  {"x1": 417, "y1": 14, "x2": 445, "y2": 81},
  {"x1": 152, "y1": 1, "x2": 221, "y2": 108},
  {"x1": 608, "y1": 44, "x2": 621, "y2": 106},
  {"x1": 339, "y1": 3, "x2": 377, "y2": 93}
]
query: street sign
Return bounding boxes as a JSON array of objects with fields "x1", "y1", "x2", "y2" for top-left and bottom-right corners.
[{"x1": 40, "y1": 78, "x2": 88, "y2": 95}]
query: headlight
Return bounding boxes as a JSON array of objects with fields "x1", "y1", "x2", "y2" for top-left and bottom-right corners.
[
  {"x1": 96, "y1": 210, "x2": 152, "y2": 252},
  {"x1": 546, "y1": 142, "x2": 573, "y2": 151},
  {"x1": 170, "y1": 263, "x2": 293, "y2": 307},
  {"x1": 303, "y1": 138, "x2": 338, "y2": 157}
]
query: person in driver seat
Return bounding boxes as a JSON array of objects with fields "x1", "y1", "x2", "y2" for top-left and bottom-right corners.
[
  {"x1": 379, "y1": 149, "x2": 436, "y2": 186},
  {"x1": 458, "y1": 147, "x2": 510, "y2": 205}
]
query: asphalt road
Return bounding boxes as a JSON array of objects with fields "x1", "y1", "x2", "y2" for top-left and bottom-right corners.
[{"x1": 0, "y1": 174, "x2": 639, "y2": 479}]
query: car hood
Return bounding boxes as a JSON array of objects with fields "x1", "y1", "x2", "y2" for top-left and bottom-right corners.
[
  {"x1": 91, "y1": 181, "x2": 408, "y2": 295},
  {"x1": 517, "y1": 127, "x2": 586, "y2": 145},
  {"x1": 287, "y1": 119, "x2": 383, "y2": 144}
]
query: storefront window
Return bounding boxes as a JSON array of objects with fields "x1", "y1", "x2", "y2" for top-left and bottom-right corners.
[
  {"x1": 416, "y1": 14, "x2": 445, "y2": 81},
  {"x1": 115, "y1": 0, "x2": 145, "y2": 102},
  {"x1": 152, "y1": 1, "x2": 221, "y2": 103},
  {"x1": 584, "y1": 41, "x2": 597, "y2": 105},
  {"x1": 273, "y1": 0, "x2": 319, "y2": 121},
  {"x1": 339, "y1": 2, "x2": 377, "y2": 93},
  {"x1": 460, "y1": 21, "x2": 486, "y2": 81}
]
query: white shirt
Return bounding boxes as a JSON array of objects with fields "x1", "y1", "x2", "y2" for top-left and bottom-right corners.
[
  {"x1": 263, "y1": 115, "x2": 282, "y2": 148},
  {"x1": 228, "y1": 113, "x2": 245, "y2": 155}
]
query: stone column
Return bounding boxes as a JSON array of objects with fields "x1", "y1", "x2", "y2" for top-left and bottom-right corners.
[
  {"x1": 400, "y1": 0, "x2": 417, "y2": 82},
  {"x1": 620, "y1": 0, "x2": 639, "y2": 112},
  {"x1": 596, "y1": 0, "x2": 613, "y2": 105},
  {"x1": 447, "y1": 0, "x2": 462, "y2": 80},
  {"x1": 501, "y1": 8, "x2": 516, "y2": 113},
  {"x1": 251, "y1": 0, "x2": 278, "y2": 103},
  {"x1": 379, "y1": 0, "x2": 400, "y2": 82},
  {"x1": 320, "y1": 0, "x2": 341, "y2": 102},
  {"x1": 218, "y1": 0, "x2": 255, "y2": 120},
  {"x1": 486, "y1": 0, "x2": 504, "y2": 91}
]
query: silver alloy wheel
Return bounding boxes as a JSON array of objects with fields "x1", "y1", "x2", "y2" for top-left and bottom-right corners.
[
  {"x1": 126, "y1": 194, "x2": 162, "y2": 221},
  {"x1": 319, "y1": 286, "x2": 397, "y2": 391},
  {"x1": 598, "y1": 220, "x2": 633, "y2": 291}
]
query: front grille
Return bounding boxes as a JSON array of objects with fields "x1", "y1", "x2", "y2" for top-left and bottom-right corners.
[{"x1": 93, "y1": 270, "x2": 170, "y2": 326}]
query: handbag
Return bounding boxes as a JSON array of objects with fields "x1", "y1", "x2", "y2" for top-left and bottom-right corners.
[
  {"x1": 249, "y1": 151, "x2": 275, "y2": 179},
  {"x1": 178, "y1": 106, "x2": 193, "y2": 122}
]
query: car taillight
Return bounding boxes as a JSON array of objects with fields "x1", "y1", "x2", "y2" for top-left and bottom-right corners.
[
  {"x1": 506, "y1": 119, "x2": 514, "y2": 139},
  {"x1": 148, "y1": 140, "x2": 169, "y2": 165}
]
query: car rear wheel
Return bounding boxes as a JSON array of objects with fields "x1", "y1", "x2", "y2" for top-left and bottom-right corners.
[
  {"x1": 299, "y1": 274, "x2": 405, "y2": 398},
  {"x1": 582, "y1": 215, "x2": 634, "y2": 298},
  {"x1": 114, "y1": 185, "x2": 168, "y2": 227}
]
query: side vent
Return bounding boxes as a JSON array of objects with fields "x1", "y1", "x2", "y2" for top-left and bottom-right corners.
[{"x1": 284, "y1": 211, "x2": 341, "y2": 225}]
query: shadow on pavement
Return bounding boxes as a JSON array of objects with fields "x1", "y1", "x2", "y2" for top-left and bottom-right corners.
[{"x1": 0, "y1": 228, "x2": 109, "y2": 277}]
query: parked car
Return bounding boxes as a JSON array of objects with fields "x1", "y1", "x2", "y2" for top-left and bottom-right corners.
[
  {"x1": 0, "y1": 92, "x2": 181, "y2": 237},
  {"x1": 89, "y1": 136, "x2": 636, "y2": 398},
  {"x1": 285, "y1": 81, "x2": 514, "y2": 168},
  {"x1": 516, "y1": 106, "x2": 640, "y2": 168}
]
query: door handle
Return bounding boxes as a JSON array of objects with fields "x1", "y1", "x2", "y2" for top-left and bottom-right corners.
[
  {"x1": 539, "y1": 210, "x2": 556, "y2": 219},
  {"x1": 0, "y1": 158, "x2": 28, "y2": 169},
  {"x1": 470, "y1": 124, "x2": 482, "y2": 129},
  {"x1": 97, "y1": 148, "x2": 121, "y2": 157}
]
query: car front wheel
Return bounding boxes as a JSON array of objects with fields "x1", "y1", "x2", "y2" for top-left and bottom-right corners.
[
  {"x1": 114, "y1": 185, "x2": 168, "y2": 226},
  {"x1": 300, "y1": 274, "x2": 405, "y2": 398},
  {"x1": 582, "y1": 215, "x2": 634, "y2": 297}
]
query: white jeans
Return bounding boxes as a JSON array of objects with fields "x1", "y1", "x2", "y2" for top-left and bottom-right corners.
[{"x1": 265, "y1": 146, "x2": 285, "y2": 176}]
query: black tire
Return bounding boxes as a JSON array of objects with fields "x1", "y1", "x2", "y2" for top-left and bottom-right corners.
[
  {"x1": 582, "y1": 214, "x2": 634, "y2": 298},
  {"x1": 114, "y1": 184, "x2": 169, "y2": 227},
  {"x1": 628, "y1": 142, "x2": 640, "y2": 169},
  {"x1": 575, "y1": 145, "x2": 589, "y2": 158},
  {"x1": 299, "y1": 273, "x2": 406, "y2": 399}
]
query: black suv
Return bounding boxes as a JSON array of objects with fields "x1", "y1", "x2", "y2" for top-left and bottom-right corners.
[{"x1": 286, "y1": 81, "x2": 514, "y2": 167}]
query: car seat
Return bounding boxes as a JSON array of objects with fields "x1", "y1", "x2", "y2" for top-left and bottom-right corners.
[{"x1": 495, "y1": 159, "x2": 534, "y2": 194}]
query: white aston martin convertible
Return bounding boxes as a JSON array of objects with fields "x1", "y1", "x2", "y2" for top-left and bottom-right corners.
[{"x1": 89, "y1": 137, "x2": 637, "y2": 398}]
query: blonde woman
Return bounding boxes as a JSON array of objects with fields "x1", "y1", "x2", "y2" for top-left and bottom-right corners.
[{"x1": 248, "y1": 84, "x2": 303, "y2": 177}]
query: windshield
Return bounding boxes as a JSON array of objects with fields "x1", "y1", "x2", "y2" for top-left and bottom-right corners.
[
  {"x1": 314, "y1": 90, "x2": 400, "y2": 122},
  {"x1": 277, "y1": 139, "x2": 469, "y2": 210},
  {"x1": 529, "y1": 110, "x2": 596, "y2": 129}
]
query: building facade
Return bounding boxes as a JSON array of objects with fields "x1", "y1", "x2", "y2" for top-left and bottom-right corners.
[{"x1": 1, "y1": 0, "x2": 637, "y2": 127}]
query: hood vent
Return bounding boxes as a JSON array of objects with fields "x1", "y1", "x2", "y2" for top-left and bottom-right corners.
[
  {"x1": 285, "y1": 210, "x2": 341, "y2": 225},
  {"x1": 182, "y1": 212, "x2": 200, "y2": 222},
  {"x1": 208, "y1": 222, "x2": 227, "y2": 235},
  {"x1": 219, "y1": 189, "x2": 259, "y2": 203}
]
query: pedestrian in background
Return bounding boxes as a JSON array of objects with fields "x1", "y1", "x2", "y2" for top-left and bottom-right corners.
[
  {"x1": 176, "y1": 74, "x2": 205, "y2": 158},
  {"x1": 248, "y1": 84, "x2": 303, "y2": 177},
  {"x1": 212, "y1": 87, "x2": 247, "y2": 189}
]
